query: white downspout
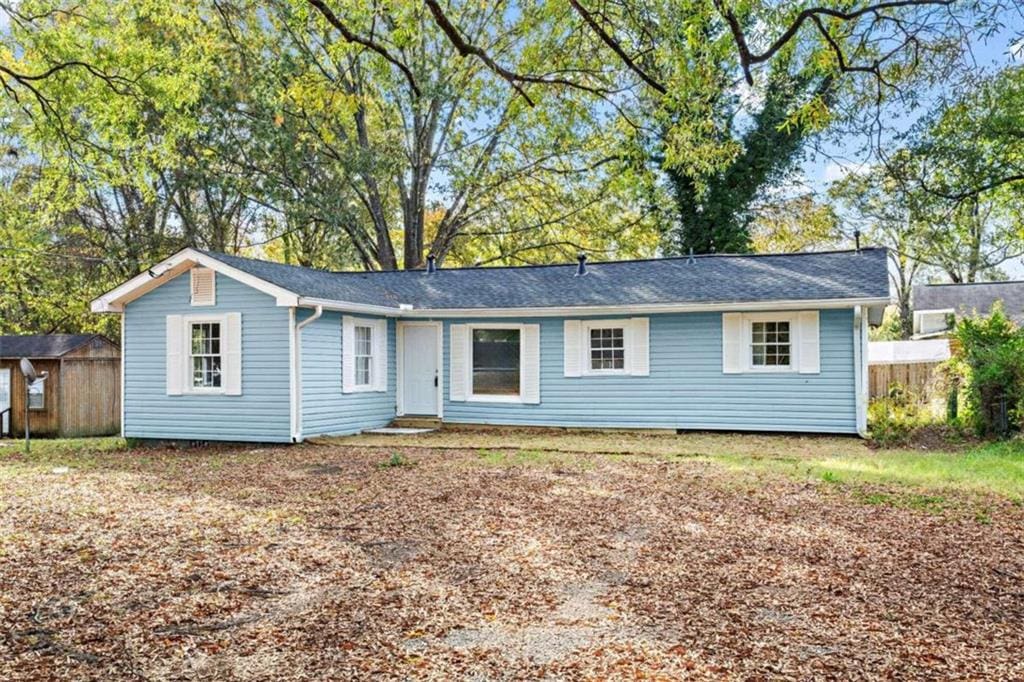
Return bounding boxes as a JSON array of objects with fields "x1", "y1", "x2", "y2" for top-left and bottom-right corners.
[
  {"x1": 853, "y1": 305, "x2": 869, "y2": 438},
  {"x1": 292, "y1": 305, "x2": 323, "y2": 442}
]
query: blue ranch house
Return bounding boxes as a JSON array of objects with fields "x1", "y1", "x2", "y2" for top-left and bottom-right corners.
[{"x1": 91, "y1": 248, "x2": 891, "y2": 442}]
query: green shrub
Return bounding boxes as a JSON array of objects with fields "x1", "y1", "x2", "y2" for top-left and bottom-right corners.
[
  {"x1": 378, "y1": 452, "x2": 413, "y2": 469},
  {"x1": 868, "y1": 392, "x2": 937, "y2": 446},
  {"x1": 947, "y1": 304, "x2": 1024, "y2": 437}
]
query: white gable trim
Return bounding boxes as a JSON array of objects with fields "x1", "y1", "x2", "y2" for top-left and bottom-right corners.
[{"x1": 91, "y1": 248, "x2": 300, "y2": 313}]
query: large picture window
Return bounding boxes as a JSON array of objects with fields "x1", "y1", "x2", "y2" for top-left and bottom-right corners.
[
  {"x1": 750, "y1": 320, "x2": 790, "y2": 368},
  {"x1": 190, "y1": 322, "x2": 222, "y2": 388},
  {"x1": 471, "y1": 328, "x2": 520, "y2": 397}
]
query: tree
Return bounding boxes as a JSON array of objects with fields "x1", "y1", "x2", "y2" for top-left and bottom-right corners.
[
  {"x1": 830, "y1": 160, "x2": 932, "y2": 339},
  {"x1": 749, "y1": 193, "x2": 840, "y2": 253},
  {"x1": 404, "y1": 0, "x2": 1004, "y2": 254}
]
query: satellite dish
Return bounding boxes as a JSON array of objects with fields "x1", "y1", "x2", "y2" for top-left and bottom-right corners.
[{"x1": 19, "y1": 357, "x2": 37, "y2": 383}]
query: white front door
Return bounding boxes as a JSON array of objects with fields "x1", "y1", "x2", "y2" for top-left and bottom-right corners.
[
  {"x1": 0, "y1": 368, "x2": 10, "y2": 435},
  {"x1": 401, "y1": 324, "x2": 440, "y2": 416}
]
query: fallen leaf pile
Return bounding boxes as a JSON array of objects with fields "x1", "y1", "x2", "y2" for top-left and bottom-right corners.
[{"x1": 1, "y1": 442, "x2": 1022, "y2": 679}]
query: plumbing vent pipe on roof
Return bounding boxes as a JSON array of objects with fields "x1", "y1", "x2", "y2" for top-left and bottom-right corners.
[
  {"x1": 426, "y1": 254, "x2": 437, "y2": 273},
  {"x1": 854, "y1": 230, "x2": 861, "y2": 252},
  {"x1": 575, "y1": 253, "x2": 587, "y2": 277},
  {"x1": 687, "y1": 247, "x2": 695, "y2": 264}
]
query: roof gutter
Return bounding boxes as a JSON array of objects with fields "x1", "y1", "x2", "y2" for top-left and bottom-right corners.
[
  {"x1": 291, "y1": 304, "x2": 322, "y2": 442},
  {"x1": 299, "y1": 296, "x2": 891, "y2": 319}
]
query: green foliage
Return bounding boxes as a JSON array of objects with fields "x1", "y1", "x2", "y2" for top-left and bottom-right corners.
[
  {"x1": 378, "y1": 452, "x2": 413, "y2": 469},
  {"x1": 868, "y1": 391, "x2": 939, "y2": 447},
  {"x1": 947, "y1": 304, "x2": 1024, "y2": 437},
  {"x1": 869, "y1": 307, "x2": 905, "y2": 342}
]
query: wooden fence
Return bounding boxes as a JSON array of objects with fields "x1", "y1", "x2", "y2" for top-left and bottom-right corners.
[{"x1": 869, "y1": 361, "x2": 945, "y2": 402}]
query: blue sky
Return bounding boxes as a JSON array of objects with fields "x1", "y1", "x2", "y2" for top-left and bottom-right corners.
[{"x1": 798, "y1": 17, "x2": 1024, "y2": 278}]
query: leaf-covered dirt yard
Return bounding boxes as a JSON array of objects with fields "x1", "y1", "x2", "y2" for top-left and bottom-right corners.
[{"x1": 2, "y1": 430, "x2": 1023, "y2": 680}]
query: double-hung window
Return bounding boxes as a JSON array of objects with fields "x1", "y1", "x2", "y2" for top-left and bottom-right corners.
[
  {"x1": 354, "y1": 324, "x2": 373, "y2": 388},
  {"x1": 750, "y1": 319, "x2": 791, "y2": 369},
  {"x1": 471, "y1": 327, "x2": 521, "y2": 398},
  {"x1": 588, "y1": 325, "x2": 625, "y2": 372},
  {"x1": 342, "y1": 316, "x2": 387, "y2": 393},
  {"x1": 190, "y1": 321, "x2": 223, "y2": 389}
]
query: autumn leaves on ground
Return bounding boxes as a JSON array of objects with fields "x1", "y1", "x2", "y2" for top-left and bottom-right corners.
[{"x1": 2, "y1": 432, "x2": 1023, "y2": 680}]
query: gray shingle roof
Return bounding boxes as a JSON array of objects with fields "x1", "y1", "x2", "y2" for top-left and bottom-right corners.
[
  {"x1": 0, "y1": 334, "x2": 111, "y2": 358},
  {"x1": 913, "y1": 281, "x2": 1024, "y2": 323},
  {"x1": 203, "y1": 247, "x2": 890, "y2": 310}
]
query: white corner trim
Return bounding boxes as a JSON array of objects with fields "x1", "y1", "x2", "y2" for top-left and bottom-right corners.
[
  {"x1": 91, "y1": 248, "x2": 301, "y2": 313},
  {"x1": 120, "y1": 310, "x2": 125, "y2": 438},
  {"x1": 853, "y1": 305, "x2": 869, "y2": 438},
  {"x1": 293, "y1": 304, "x2": 322, "y2": 441}
]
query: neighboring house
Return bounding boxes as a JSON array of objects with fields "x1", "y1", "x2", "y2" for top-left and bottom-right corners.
[
  {"x1": 912, "y1": 281, "x2": 1024, "y2": 337},
  {"x1": 0, "y1": 334, "x2": 121, "y2": 438},
  {"x1": 91, "y1": 247, "x2": 890, "y2": 442}
]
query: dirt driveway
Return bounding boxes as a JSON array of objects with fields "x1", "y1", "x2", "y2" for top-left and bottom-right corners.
[{"x1": 2, "y1": 438, "x2": 1023, "y2": 679}]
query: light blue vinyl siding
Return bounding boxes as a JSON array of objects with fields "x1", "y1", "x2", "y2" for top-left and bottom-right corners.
[
  {"x1": 299, "y1": 310, "x2": 396, "y2": 437},
  {"x1": 123, "y1": 271, "x2": 292, "y2": 442},
  {"x1": 432, "y1": 309, "x2": 857, "y2": 433}
]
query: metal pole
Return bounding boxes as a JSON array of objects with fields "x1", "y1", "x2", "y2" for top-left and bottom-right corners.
[{"x1": 24, "y1": 381, "x2": 29, "y2": 453}]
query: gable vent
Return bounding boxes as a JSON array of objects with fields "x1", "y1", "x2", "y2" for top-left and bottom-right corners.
[{"x1": 190, "y1": 267, "x2": 216, "y2": 306}]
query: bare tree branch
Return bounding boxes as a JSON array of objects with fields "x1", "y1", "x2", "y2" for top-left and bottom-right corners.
[{"x1": 304, "y1": 0, "x2": 421, "y2": 97}]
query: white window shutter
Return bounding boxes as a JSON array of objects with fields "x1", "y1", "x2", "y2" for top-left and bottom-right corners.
[
  {"x1": 798, "y1": 310, "x2": 820, "y2": 374},
  {"x1": 722, "y1": 313, "x2": 744, "y2": 374},
  {"x1": 629, "y1": 317, "x2": 649, "y2": 376},
  {"x1": 521, "y1": 324, "x2": 541, "y2": 404},
  {"x1": 341, "y1": 316, "x2": 355, "y2": 393},
  {"x1": 450, "y1": 324, "x2": 468, "y2": 401},
  {"x1": 372, "y1": 319, "x2": 388, "y2": 392},
  {"x1": 190, "y1": 268, "x2": 215, "y2": 306},
  {"x1": 563, "y1": 320, "x2": 582, "y2": 377},
  {"x1": 224, "y1": 312, "x2": 242, "y2": 395},
  {"x1": 166, "y1": 315, "x2": 183, "y2": 395}
]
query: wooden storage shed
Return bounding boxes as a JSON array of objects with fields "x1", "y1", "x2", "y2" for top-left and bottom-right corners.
[{"x1": 0, "y1": 334, "x2": 120, "y2": 438}]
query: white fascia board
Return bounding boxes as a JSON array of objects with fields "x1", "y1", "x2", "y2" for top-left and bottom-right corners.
[
  {"x1": 299, "y1": 297, "x2": 404, "y2": 317},
  {"x1": 91, "y1": 248, "x2": 301, "y2": 313},
  {"x1": 298, "y1": 295, "x2": 890, "y2": 318},
  {"x1": 393, "y1": 297, "x2": 893, "y2": 319}
]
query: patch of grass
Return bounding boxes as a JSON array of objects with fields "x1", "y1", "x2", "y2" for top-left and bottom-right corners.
[
  {"x1": 704, "y1": 439, "x2": 1024, "y2": 501},
  {"x1": 0, "y1": 437, "x2": 128, "y2": 475},
  {"x1": 471, "y1": 448, "x2": 592, "y2": 471},
  {"x1": 378, "y1": 452, "x2": 414, "y2": 469}
]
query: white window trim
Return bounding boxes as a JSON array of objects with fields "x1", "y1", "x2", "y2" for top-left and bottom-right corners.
[
  {"x1": 183, "y1": 313, "x2": 228, "y2": 394},
  {"x1": 580, "y1": 319, "x2": 629, "y2": 376},
  {"x1": 28, "y1": 377, "x2": 45, "y2": 410},
  {"x1": 342, "y1": 316, "x2": 387, "y2": 394},
  {"x1": 350, "y1": 321, "x2": 374, "y2": 391},
  {"x1": 468, "y1": 322, "x2": 525, "y2": 404},
  {"x1": 744, "y1": 312, "x2": 798, "y2": 373}
]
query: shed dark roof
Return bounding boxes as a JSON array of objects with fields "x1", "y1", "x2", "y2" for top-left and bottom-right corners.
[
  {"x1": 0, "y1": 334, "x2": 112, "y2": 358},
  {"x1": 203, "y1": 247, "x2": 890, "y2": 310},
  {"x1": 913, "y1": 281, "x2": 1024, "y2": 322}
]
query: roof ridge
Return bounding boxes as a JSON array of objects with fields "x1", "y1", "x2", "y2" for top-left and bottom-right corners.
[
  {"x1": 211, "y1": 246, "x2": 886, "y2": 276},
  {"x1": 919, "y1": 280, "x2": 1024, "y2": 287}
]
